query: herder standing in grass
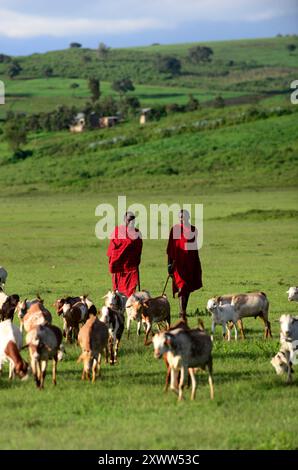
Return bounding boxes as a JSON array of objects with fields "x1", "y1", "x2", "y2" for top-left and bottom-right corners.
[
  {"x1": 167, "y1": 209, "x2": 202, "y2": 320},
  {"x1": 107, "y1": 211, "x2": 142, "y2": 297}
]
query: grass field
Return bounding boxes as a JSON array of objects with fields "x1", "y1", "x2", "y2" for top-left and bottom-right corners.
[
  {"x1": 0, "y1": 34, "x2": 297, "y2": 450},
  {"x1": 1, "y1": 36, "x2": 298, "y2": 119},
  {"x1": 0, "y1": 188, "x2": 297, "y2": 450},
  {"x1": 0, "y1": 77, "x2": 246, "y2": 119}
]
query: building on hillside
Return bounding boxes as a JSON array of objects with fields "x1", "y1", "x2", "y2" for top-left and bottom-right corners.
[
  {"x1": 99, "y1": 116, "x2": 119, "y2": 128},
  {"x1": 70, "y1": 112, "x2": 85, "y2": 133},
  {"x1": 140, "y1": 108, "x2": 152, "y2": 125}
]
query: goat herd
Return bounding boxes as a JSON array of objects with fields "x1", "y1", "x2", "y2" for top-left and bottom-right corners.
[{"x1": 0, "y1": 266, "x2": 297, "y2": 401}]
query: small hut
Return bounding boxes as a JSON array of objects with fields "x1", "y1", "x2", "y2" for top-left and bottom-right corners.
[
  {"x1": 99, "y1": 116, "x2": 119, "y2": 128},
  {"x1": 70, "y1": 112, "x2": 85, "y2": 133},
  {"x1": 140, "y1": 108, "x2": 152, "y2": 125}
]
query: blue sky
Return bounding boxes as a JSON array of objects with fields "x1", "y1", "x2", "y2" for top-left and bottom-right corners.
[{"x1": 0, "y1": 0, "x2": 297, "y2": 55}]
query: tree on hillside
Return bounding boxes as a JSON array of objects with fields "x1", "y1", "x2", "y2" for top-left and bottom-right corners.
[
  {"x1": 97, "y1": 42, "x2": 110, "y2": 59},
  {"x1": 155, "y1": 55, "x2": 181, "y2": 76},
  {"x1": 0, "y1": 53, "x2": 11, "y2": 63},
  {"x1": 214, "y1": 95, "x2": 225, "y2": 108},
  {"x1": 185, "y1": 94, "x2": 200, "y2": 112},
  {"x1": 70, "y1": 82, "x2": 80, "y2": 97},
  {"x1": 55, "y1": 105, "x2": 77, "y2": 131},
  {"x1": 287, "y1": 44, "x2": 296, "y2": 53},
  {"x1": 112, "y1": 78, "x2": 135, "y2": 97},
  {"x1": 4, "y1": 116, "x2": 27, "y2": 152},
  {"x1": 43, "y1": 66, "x2": 54, "y2": 78},
  {"x1": 7, "y1": 61, "x2": 22, "y2": 79},
  {"x1": 88, "y1": 77, "x2": 101, "y2": 102},
  {"x1": 118, "y1": 95, "x2": 140, "y2": 117},
  {"x1": 69, "y1": 42, "x2": 82, "y2": 48},
  {"x1": 188, "y1": 46, "x2": 213, "y2": 64},
  {"x1": 99, "y1": 95, "x2": 118, "y2": 116}
]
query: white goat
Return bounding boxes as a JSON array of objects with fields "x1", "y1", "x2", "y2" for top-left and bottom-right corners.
[
  {"x1": 102, "y1": 290, "x2": 127, "y2": 314},
  {"x1": 126, "y1": 290, "x2": 151, "y2": 337},
  {"x1": 207, "y1": 298, "x2": 239, "y2": 341},
  {"x1": 271, "y1": 314, "x2": 298, "y2": 384},
  {"x1": 287, "y1": 287, "x2": 298, "y2": 302}
]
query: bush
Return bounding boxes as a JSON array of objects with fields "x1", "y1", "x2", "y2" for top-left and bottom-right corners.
[
  {"x1": 213, "y1": 95, "x2": 225, "y2": 108},
  {"x1": 185, "y1": 94, "x2": 200, "y2": 112},
  {"x1": 99, "y1": 96, "x2": 118, "y2": 117},
  {"x1": 112, "y1": 78, "x2": 135, "y2": 96},
  {"x1": 155, "y1": 55, "x2": 181, "y2": 76},
  {"x1": 9, "y1": 149, "x2": 32, "y2": 163},
  {"x1": 69, "y1": 42, "x2": 82, "y2": 48},
  {"x1": 0, "y1": 54, "x2": 11, "y2": 63},
  {"x1": 118, "y1": 96, "x2": 140, "y2": 117},
  {"x1": 4, "y1": 115, "x2": 27, "y2": 151},
  {"x1": 149, "y1": 105, "x2": 167, "y2": 120},
  {"x1": 188, "y1": 46, "x2": 213, "y2": 63}
]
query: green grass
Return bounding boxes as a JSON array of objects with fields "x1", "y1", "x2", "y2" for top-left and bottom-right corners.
[
  {"x1": 0, "y1": 188, "x2": 297, "y2": 449},
  {"x1": 0, "y1": 35, "x2": 297, "y2": 449},
  {"x1": 0, "y1": 77, "x2": 246, "y2": 119},
  {"x1": 1, "y1": 36, "x2": 298, "y2": 119},
  {"x1": 0, "y1": 100, "x2": 297, "y2": 194}
]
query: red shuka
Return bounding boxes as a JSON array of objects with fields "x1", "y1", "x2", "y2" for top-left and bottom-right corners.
[
  {"x1": 107, "y1": 225, "x2": 142, "y2": 297},
  {"x1": 167, "y1": 224, "x2": 202, "y2": 297}
]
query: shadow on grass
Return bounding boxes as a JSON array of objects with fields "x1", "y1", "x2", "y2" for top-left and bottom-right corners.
[{"x1": 137, "y1": 93, "x2": 185, "y2": 100}]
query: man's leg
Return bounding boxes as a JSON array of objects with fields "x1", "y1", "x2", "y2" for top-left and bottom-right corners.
[{"x1": 179, "y1": 292, "x2": 190, "y2": 321}]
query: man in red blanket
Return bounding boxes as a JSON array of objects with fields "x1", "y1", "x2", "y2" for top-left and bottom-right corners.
[
  {"x1": 167, "y1": 209, "x2": 202, "y2": 320},
  {"x1": 107, "y1": 211, "x2": 142, "y2": 297}
]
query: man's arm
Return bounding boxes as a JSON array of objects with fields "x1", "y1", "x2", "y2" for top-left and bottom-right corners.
[{"x1": 167, "y1": 227, "x2": 175, "y2": 276}]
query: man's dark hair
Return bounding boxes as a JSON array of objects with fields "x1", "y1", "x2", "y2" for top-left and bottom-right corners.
[{"x1": 124, "y1": 211, "x2": 135, "y2": 222}]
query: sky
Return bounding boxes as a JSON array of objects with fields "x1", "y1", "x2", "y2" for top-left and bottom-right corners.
[{"x1": 0, "y1": 0, "x2": 297, "y2": 55}]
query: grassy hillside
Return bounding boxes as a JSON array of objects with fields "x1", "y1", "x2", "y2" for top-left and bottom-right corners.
[
  {"x1": 0, "y1": 98, "x2": 297, "y2": 195},
  {"x1": 0, "y1": 77, "x2": 247, "y2": 119},
  {"x1": 1, "y1": 36, "x2": 297, "y2": 120}
]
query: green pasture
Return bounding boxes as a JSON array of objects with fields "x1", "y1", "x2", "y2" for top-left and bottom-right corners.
[
  {"x1": 0, "y1": 188, "x2": 297, "y2": 450},
  {"x1": 1, "y1": 36, "x2": 297, "y2": 119},
  {"x1": 0, "y1": 34, "x2": 297, "y2": 451},
  {"x1": 133, "y1": 36, "x2": 298, "y2": 67},
  {"x1": 0, "y1": 101, "x2": 297, "y2": 194},
  {"x1": 0, "y1": 77, "x2": 248, "y2": 119}
]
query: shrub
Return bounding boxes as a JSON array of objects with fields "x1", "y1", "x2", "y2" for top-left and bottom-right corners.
[
  {"x1": 4, "y1": 115, "x2": 27, "y2": 151},
  {"x1": 155, "y1": 55, "x2": 181, "y2": 76}
]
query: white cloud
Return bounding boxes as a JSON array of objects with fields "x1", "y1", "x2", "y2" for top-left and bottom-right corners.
[
  {"x1": 127, "y1": 0, "x2": 296, "y2": 23},
  {"x1": 0, "y1": 1, "x2": 296, "y2": 38},
  {"x1": 0, "y1": 8, "x2": 167, "y2": 38}
]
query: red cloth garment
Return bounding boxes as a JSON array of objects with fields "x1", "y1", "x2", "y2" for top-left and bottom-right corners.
[
  {"x1": 107, "y1": 225, "x2": 142, "y2": 297},
  {"x1": 167, "y1": 224, "x2": 202, "y2": 297},
  {"x1": 111, "y1": 270, "x2": 139, "y2": 298}
]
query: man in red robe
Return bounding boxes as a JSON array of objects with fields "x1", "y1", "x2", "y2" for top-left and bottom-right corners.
[
  {"x1": 167, "y1": 209, "x2": 202, "y2": 320},
  {"x1": 107, "y1": 211, "x2": 142, "y2": 297}
]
